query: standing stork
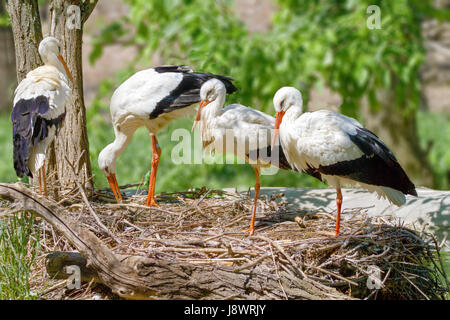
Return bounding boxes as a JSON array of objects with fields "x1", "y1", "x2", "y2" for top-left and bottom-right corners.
[
  {"x1": 193, "y1": 79, "x2": 321, "y2": 235},
  {"x1": 97, "y1": 66, "x2": 237, "y2": 206},
  {"x1": 271, "y1": 87, "x2": 417, "y2": 236},
  {"x1": 11, "y1": 36, "x2": 73, "y2": 196}
]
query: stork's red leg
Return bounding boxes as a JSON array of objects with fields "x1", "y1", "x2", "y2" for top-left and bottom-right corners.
[
  {"x1": 42, "y1": 162, "x2": 48, "y2": 197},
  {"x1": 38, "y1": 169, "x2": 43, "y2": 195},
  {"x1": 335, "y1": 187, "x2": 343, "y2": 236},
  {"x1": 244, "y1": 167, "x2": 260, "y2": 236},
  {"x1": 147, "y1": 133, "x2": 161, "y2": 207}
]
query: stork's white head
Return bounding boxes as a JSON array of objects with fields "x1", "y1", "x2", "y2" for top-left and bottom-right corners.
[
  {"x1": 200, "y1": 78, "x2": 226, "y2": 102},
  {"x1": 39, "y1": 37, "x2": 61, "y2": 61},
  {"x1": 192, "y1": 79, "x2": 226, "y2": 130},
  {"x1": 38, "y1": 37, "x2": 73, "y2": 83},
  {"x1": 273, "y1": 86, "x2": 303, "y2": 113},
  {"x1": 98, "y1": 146, "x2": 115, "y2": 176},
  {"x1": 98, "y1": 145, "x2": 122, "y2": 203},
  {"x1": 271, "y1": 87, "x2": 303, "y2": 149}
]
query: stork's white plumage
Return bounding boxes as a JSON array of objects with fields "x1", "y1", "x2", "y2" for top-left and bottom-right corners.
[
  {"x1": 98, "y1": 66, "x2": 237, "y2": 206},
  {"x1": 11, "y1": 37, "x2": 72, "y2": 195},
  {"x1": 271, "y1": 87, "x2": 417, "y2": 235},
  {"x1": 194, "y1": 79, "x2": 318, "y2": 235}
]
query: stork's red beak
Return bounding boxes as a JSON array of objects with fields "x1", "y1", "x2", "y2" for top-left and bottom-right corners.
[
  {"x1": 271, "y1": 110, "x2": 285, "y2": 151},
  {"x1": 58, "y1": 55, "x2": 74, "y2": 84},
  {"x1": 107, "y1": 173, "x2": 122, "y2": 203},
  {"x1": 192, "y1": 99, "x2": 210, "y2": 131}
]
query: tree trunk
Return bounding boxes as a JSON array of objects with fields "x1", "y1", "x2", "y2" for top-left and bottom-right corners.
[
  {"x1": 5, "y1": 0, "x2": 43, "y2": 82},
  {"x1": 47, "y1": 0, "x2": 97, "y2": 193},
  {"x1": 362, "y1": 90, "x2": 435, "y2": 188}
]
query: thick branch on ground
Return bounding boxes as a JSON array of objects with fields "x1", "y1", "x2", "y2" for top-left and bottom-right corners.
[{"x1": 0, "y1": 183, "x2": 351, "y2": 300}]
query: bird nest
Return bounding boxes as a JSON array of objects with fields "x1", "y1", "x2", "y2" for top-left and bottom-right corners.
[{"x1": 1, "y1": 184, "x2": 449, "y2": 300}]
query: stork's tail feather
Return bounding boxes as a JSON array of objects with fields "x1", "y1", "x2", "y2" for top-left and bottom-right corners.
[{"x1": 378, "y1": 187, "x2": 406, "y2": 206}]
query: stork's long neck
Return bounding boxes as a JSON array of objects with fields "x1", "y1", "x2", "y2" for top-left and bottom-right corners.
[
  {"x1": 202, "y1": 93, "x2": 226, "y2": 121},
  {"x1": 283, "y1": 105, "x2": 302, "y2": 126},
  {"x1": 199, "y1": 92, "x2": 226, "y2": 146},
  {"x1": 103, "y1": 128, "x2": 134, "y2": 173},
  {"x1": 43, "y1": 52, "x2": 69, "y2": 79}
]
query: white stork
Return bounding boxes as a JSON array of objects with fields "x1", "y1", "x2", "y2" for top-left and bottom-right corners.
[
  {"x1": 271, "y1": 87, "x2": 417, "y2": 236},
  {"x1": 97, "y1": 66, "x2": 237, "y2": 206},
  {"x1": 193, "y1": 79, "x2": 320, "y2": 235},
  {"x1": 11, "y1": 36, "x2": 73, "y2": 196}
]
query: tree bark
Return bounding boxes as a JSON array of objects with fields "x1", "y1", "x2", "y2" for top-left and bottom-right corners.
[
  {"x1": 5, "y1": 0, "x2": 43, "y2": 82},
  {"x1": 48, "y1": 0, "x2": 97, "y2": 193},
  {"x1": 0, "y1": 183, "x2": 353, "y2": 300}
]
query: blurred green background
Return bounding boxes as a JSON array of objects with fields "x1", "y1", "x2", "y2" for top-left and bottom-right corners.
[{"x1": 0, "y1": 0, "x2": 449, "y2": 194}]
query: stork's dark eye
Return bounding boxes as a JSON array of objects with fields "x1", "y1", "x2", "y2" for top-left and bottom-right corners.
[{"x1": 280, "y1": 99, "x2": 286, "y2": 108}]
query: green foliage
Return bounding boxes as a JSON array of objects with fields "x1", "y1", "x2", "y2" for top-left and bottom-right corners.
[
  {"x1": 0, "y1": 114, "x2": 23, "y2": 184},
  {"x1": 417, "y1": 111, "x2": 450, "y2": 190},
  {"x1": 0, "y1": 213, "x2": 40, "y2": 300},
  {"x1": 90, "y1": 0, "x2": 446, "y2": 118},
  {"x1": 85, "y1": 0, "x2": 449, "y2": 191},
  {"x1": 272, "y1": 0, "x2": 441, "y2": 118},
  {"x1": 0, "y1": 4, "x2": 11, "y2": 27}
]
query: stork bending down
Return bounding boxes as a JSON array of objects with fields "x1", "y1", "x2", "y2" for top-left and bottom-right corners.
[{"x1": 98, "y1": 66, "x2": 237, "y2": 206}]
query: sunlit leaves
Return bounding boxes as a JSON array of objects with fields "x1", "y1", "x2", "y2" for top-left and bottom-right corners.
[{"x1": 90, "y1": 0, "x2": 442, "y2": 118}]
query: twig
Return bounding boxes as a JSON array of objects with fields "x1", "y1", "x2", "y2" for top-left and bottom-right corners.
[
  {"x1": 233, "y1": 254, "x2": 270, "y2": 273},
  {"x1": 253, "y1": 235, "x2": 308, "y2": 279},
  {"x1": 64, "y1": 154, "x2": 121, "y2": 244},
  {"x1": 306, "y1": 264, "x2": 359, "y2": 287}
]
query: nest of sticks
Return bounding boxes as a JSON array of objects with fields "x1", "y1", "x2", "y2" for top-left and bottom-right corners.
[{"x1": 1, "y1": 183, "x2": 449, "y2": 300}]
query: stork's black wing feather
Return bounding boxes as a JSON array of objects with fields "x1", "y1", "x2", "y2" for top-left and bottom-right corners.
[
  {"x1": 318, "y1": 127, "x2": 417, "y2": 196},
  {"x1": 154, "y1": 65, "x2": 193, "y2": 74},
  {"x1": 149, "y1": 66, "x2": 237, "y2": 119},
  {"x1": 11, "y1": 96, "x2": 65, "y2": 178}
]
